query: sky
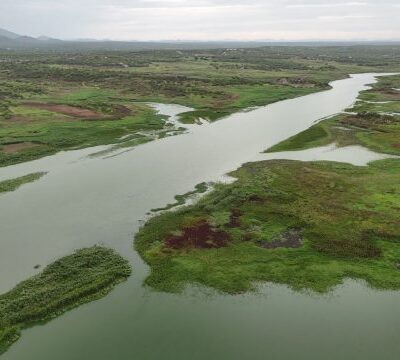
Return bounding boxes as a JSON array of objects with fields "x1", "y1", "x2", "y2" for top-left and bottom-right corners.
[{"x1": 1, "y1": 0, "x2": 400, "y2": 41}]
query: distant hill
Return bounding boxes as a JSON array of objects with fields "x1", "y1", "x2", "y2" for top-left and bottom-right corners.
[
  {"x1": 0, "y1": 35, "x2": 13, "y2": 47},
  {"x1": 0, "y1": 28, "x2": 20, "y2": 39},
  {"x1": 0, "y1": 28, "x2": 65, "y2": 49}
]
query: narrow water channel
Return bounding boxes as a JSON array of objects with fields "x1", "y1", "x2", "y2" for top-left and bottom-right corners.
[{"x1": 1, "y1": 73, "x2": 399, "y2": 360}]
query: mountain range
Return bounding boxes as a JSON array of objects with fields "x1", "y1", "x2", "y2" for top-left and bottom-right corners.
[
  {"x1": 0, "y1": 27, "x2": 63, "y2": 47},
  {"x1": 1, "y1": 27, "x2": 400, "y2": 52},
  {"x1": 0, "y1": 27, "x2": 279, "y2": 51}
]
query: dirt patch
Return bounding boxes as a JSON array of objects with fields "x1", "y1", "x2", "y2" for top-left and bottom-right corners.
[
  {"x1": 165, "y1": 220, "x2": 229, "y2": 249},
  {"x1": 1, "y1": 142, "x2": 42, "y2": 154},
  {"x1": 3, "y1": 115, "x2": 35, "y2": 124},
  {"x1": 112, "y1": 104, "x2": 132, "y2": 117},
  {"x1": 278, "y1": 77, "x2": 315, "y2": 88},
  {"x1": 392, "y1": 143, "x2": 400, "y2": 149},
  {"x1": 23, "y1": 102, "x2": 105, "y2": 119},
  {"x1": 340, "y1": 113, "x2": 397, "y2": 130},
  {"x1": 228, "y1": 209, "x2": 242, "y2": 228},
  {"x1": 261, "y1": 229, "x2": 302, "y2": 249},
  {"x1": 377, "y1": 89, "x2": 400, "y2": 101}
]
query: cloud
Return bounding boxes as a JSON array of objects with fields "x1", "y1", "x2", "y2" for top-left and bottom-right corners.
[
  {"x1": 0, "y1": 0, "x2": 399, "y2": 41},
  {"x1": 286, "y1": 2, "x2": 367, "y2": 8},
  {"x1": 318, "y1": 15, "x2": 373, "y2": 20}
]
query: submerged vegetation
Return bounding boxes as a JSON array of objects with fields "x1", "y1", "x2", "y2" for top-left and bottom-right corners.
[
  {"x1": 0, "y1": 246, "x2": 131, "y2": 355},
  {"x1": 135, "y1": 74, "x2": 400, "y2": 294},
  {"x1": 1, "y1": 46, "x2": 400, "y2": 166},
  {"x1": 0, "y1": 172, "x2": 46, "y2": 194},
  {"x1": 151, "y1": 182, "x2": 209, "y2": 212}
]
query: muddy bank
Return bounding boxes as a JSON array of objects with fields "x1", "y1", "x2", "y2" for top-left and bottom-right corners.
[
  {"x1": 23, "y1": 102, "x2": 105, "y2": 119},
  {"x1": 1, "y1": 142, "x2": 43, "y2": 154}
]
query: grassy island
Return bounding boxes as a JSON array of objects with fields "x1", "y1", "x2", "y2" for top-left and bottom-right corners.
[
  {"x1": 135, "y1": 74, "x2": 400, "y2": 294},
  {"x1": 0, "y1": 246, "x2": 131, "y2": 355}
]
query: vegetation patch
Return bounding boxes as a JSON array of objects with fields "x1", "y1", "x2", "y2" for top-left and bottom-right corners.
[
  {"x1": 266, "y1": 123, "x2": 330, "y2": 152},
  {"x1": 0, "y1": 172, "x2": 46, "y2": 194},
  {"x1": 0, "y1": 246, "x2": 131, "y2": 355}
]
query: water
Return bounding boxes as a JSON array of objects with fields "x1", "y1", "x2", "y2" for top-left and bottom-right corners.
[
  {"x1": 1, "y1": 73, "x2": 399, "y2": 360},
  {"x1": 261, "y1": 143, "x2": 396, "y2": 165}
]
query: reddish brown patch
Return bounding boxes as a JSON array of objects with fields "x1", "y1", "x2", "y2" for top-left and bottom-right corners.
[
  {"x1": 23, "y1": 102, "x2": 105, "y2": 119},
  {"x1": 1, "y1": 142, "x2": 42, "y2": 154},
  {"x1": 165, "y1": 220, "x2": 229, "y2": 249},
  {"x1": 392, "y1": 143, "x2": 400, "y2": 148}
]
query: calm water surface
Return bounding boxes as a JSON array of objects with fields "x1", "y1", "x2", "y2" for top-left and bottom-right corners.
[{"x1": 0, "y1": 73, "x2": 399, "y2": 360}]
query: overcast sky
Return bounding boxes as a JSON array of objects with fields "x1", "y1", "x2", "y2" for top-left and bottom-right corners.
[{"x1": 1, "y1": 0, "x2": 399, "y2": 41}]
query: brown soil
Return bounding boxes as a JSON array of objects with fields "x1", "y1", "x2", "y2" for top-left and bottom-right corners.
[
  {"x1": 1, "y1": 142, "x2": 42, "y2": 154},
  {"x1": 392, "y1": 143, "x2": 400, "y2": 148},
  {"x1": 165, "y1": 220, "x2": 229, "y2": 249},
  {"x1": 261, "y1": 229, "x2": 302, "y2": 249},
  {"x1": 23, "y1": 102, "x2": 105, "y2": 119}
]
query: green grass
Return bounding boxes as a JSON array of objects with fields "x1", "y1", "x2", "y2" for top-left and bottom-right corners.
[
  {"x1": 0, "y1": 172, "x2": 46, "y2": 194},
  {"x1": 229, "y1": 84, "x2": 318, "y2": 109},
  {"x1": 266, "y1": 123, "x2": 330, "y2": 152},
  {"x1": 0, "y1": 246, "x2": 131, "y2": 355},
  {"x1": 56, "y1": 88, "x2": 119, "y2": 114}
]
